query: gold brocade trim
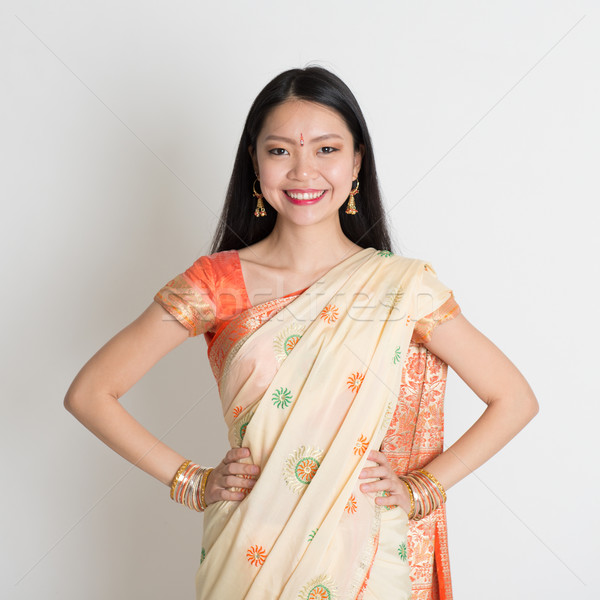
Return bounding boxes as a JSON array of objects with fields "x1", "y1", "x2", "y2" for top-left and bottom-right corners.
[
  {"x1": 350, "y1": 507, "x2": 382, "y2": 599},
  {"x1": 208, "y1": 294, "x2": 301, "y2": 384},
  {"x1": 154, "y1": 274, "x2": 216, "y2": 337},
  {"x1": 434, "y1": 504, "x2": 453, "y2": 600},
  {"x1": 378, "y1": 397, "x2": 397, "y2": 435},
  {"x1": 412, "y1": 293, "x2": 460, "y2": 344}
]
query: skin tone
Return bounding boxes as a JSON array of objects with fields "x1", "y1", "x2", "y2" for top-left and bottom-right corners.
[
  {"x1": 237, "y1": 99, "x2": 364, "y2": 305},
  {"x1": 64, "y1": 98, "x2": 539, "y2": 516}
]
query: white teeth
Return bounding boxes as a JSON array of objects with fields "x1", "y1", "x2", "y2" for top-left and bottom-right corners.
[{"x1": 287, "y1": 191, "x2": 324, "y2": 200}]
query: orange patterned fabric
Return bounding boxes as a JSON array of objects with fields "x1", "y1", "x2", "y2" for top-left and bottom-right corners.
[
  {"x1": 412, "y1": 295, "x2": 461, "y2": 345},
  {"x1": 381, "y1": 341, "x2": 459, "y2": 600},
  {"x1": 154, "y1": 249, "x2": 460, "y2": 599}
]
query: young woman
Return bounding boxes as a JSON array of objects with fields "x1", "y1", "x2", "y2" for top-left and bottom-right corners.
[{"x1": 64, "y1": 66, "x2": 539, "y2": 599}]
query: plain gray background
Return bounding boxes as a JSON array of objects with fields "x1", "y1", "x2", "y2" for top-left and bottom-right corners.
[{"x1": 2, "y1": 1, "x2": 598, "y2": 598}]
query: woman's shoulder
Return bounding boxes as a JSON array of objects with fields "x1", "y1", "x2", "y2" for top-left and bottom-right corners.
[
  {"x1": 203, "y1": 248, "x2": 241, "y2": 274},
  {"x1": 372, "y1": 249, "x2": 430, "y2": 272},
  {"x1": 184, "y1": 250, "x2": 247, "y2": 300},
  {"x1": 180, "y1": 249, "x2": 240, "y2": 282}
]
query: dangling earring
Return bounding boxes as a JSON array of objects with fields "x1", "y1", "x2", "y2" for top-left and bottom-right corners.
[
  {"x1": 253, "y1": 179, "x2": 266, "y2": 217},
  {"x1": 345, "y1": 179, "x2": 359, "y2": 215}
]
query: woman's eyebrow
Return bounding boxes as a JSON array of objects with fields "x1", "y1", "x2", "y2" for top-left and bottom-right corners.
[{"x1": 263, "y1": 133, "x2": 344, "y2": 143}]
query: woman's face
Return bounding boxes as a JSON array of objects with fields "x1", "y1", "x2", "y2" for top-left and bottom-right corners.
[{"x1": 250, "y1": 99, "x2": 363, "y2": 228}]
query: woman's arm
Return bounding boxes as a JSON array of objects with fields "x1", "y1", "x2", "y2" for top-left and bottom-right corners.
[
  {"x1": 361, "y1": 312, "x2": 538, "y2": 510},
  {"x1": 420, "y1": 312, "x2": 539, "y2": 490},
  {"x1": 64, "y1": 301, "x2": 191, "y2": 486}
]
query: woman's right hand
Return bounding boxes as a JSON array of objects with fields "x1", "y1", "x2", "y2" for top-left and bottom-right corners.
[{"x1": 204, "y1": 447, "x2": 260, "y2": 505}]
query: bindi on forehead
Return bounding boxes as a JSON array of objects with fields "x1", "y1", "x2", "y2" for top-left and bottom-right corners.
[{"x1": 300, "y1": 133, "x2": 304, "y2": 146}]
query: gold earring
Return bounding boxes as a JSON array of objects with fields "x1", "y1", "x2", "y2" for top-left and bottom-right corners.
[
  {"x1": 253, "y1": 179, "x2": 266, "y2": 217},
  {"x1": 345, "y1": 179, "x2": 359, "y2": 215}
]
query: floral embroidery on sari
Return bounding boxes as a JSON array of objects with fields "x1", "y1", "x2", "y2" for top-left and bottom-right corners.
[
  {"x1": 273, "y1": 322, "x2": 306, "y2": 364},
  {"x1": 283, "y1": 446, "x2": 324, "y2": 493},
  {"x1": 231, "y1": 405, "x2": 257, "y2": 448},
  {"x1": 272, "y1": 386, "x2": 294, "y2": 409},
  {"x1": 246, "y1": 545, "x2": 267, "y2": 567},
  {"x1": 346, "y1": 372, "x2": 365, "y2": 393},
  {"x1": 298, "y1": 574, "x2": 337, "y2": 600},
  {"x1": 345, "y1": 494, "x2": 358, "y2": 514},
  {"x1": 319, "y1": 303, "x2": 340, "y2": 323},
  {"x1": 353, "y1": 435, "x2": 368, "y2": 456},
  {"x1": 392, "y1": 346, "x2": 403, "y2": 365}
]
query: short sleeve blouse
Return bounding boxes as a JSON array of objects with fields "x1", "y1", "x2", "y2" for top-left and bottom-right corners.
[
  {"x1": 153, "y1": 251, "x2": 249, "y2": 340},
  {"x1": 412, "y1": 262, "x2": 461, "y2": 343}
]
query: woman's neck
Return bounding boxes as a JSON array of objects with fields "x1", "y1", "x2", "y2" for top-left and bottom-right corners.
[{"x1": 254, "y1": 219, "x2": 363, "y2": 274}]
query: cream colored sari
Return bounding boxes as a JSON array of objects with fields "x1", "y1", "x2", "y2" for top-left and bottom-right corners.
[{"x1": 195, "y1": 248, "x2": 453, "y2": 600}]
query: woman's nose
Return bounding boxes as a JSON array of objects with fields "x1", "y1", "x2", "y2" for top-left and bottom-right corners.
[{"x1": 288, "y1": 151, "x2": 316, "y2": 180}]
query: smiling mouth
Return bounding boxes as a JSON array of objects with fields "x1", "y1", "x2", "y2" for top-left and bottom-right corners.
[{"x1": 285, "y1": 190, "x2": 326, "y2": 200}]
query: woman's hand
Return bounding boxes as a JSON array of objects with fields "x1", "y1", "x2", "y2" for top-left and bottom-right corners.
[
  {"x1": 359, "y1": 450, "x2": 412, "y2": 515},
  {"x1": 204, "y1": 447, "x2": 260, "y2": 505}
]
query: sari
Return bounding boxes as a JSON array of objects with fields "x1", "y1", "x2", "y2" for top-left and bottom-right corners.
[{"x1": 154, "y1": 247, "x2": 460, "y2": 599}]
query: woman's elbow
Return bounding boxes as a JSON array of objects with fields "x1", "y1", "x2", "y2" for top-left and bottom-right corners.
[
  {"x1": 508, "y1": 388, "x2": 539, "y2": 426},
  {"x1": 527, "y1": 391, "x2": 540, "y2": 420},
  {"x1": 64, "y1": 389, "x2": 83, "y2": 416},
  {"x1": 63, "y1": 380, "x2": 99, "y2": 417},
  {"x1": 489, "y1": 385, "x2": 539, "y2": 428},
  {"x1": 504, "y1": 372, "x2": 539, "y2": 424}
]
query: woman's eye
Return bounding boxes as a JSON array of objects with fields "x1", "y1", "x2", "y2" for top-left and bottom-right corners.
[
  {"x1": 268, "y1": 148, "x2": 288, "y2": 156},
  {"x1": 319, "y1": 146, "x2": 338, "y2": 154}
]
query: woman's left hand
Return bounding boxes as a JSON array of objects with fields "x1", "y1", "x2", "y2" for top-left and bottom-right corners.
[{"x1": 359, "y1": 450, "x2": 411, "y2": 514}]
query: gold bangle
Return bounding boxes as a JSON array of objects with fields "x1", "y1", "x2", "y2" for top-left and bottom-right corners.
[
  {"x1": 170, "y1": 459, "x2": 191, "y2": 501},
  {"x1": 405, "y1": 474, "x2": 430, "y2": 520},
  {"x1": 399, "y1": 477, "x2": 415, "y2": 519},
  {"x1": 185, "y1": 465, "x2": 203, "y2": 511},
  {"x1": 200, "y1": 468, "x2": 213, "y2": 511},
  {"x1": 418, "y1": 468, "x2": 447, "y2": 503},
  {"x1": 178, "y1": 463, "x2": 198, "y2": 506}
]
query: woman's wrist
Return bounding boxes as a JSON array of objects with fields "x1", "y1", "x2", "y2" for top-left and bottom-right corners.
[
  {"x1": 400, "y1": 467, "x2": 448, "y2": 521},
  {"x1": 170, "y1": 459, "x2": 214, "y2": 512}
]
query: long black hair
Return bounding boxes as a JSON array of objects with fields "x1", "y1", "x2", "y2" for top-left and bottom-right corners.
[{"x1": 210, "y1": 66, "x2": 393, "y2": 253}]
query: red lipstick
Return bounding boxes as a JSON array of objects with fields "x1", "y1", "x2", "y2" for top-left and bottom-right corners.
[{"x1": 284, "y1": 189, "x2": 327, "y2": 206}]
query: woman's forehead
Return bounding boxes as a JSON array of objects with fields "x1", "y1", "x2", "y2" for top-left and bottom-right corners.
[{"x1": 258, "y1": 100, "x2": 350, "y2": 140}]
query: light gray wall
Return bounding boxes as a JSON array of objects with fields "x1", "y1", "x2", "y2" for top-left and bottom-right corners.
[{"x1": 2, "y1": 1, "x2": 597, "y2": 598}]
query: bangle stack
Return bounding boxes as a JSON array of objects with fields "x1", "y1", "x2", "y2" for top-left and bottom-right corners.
[
  {"x1": 170, "y1": 460, "x2": 213, "y2": 512},
  {"x1": 400, "y1": 468, "x2": 447, "y2": 521}
]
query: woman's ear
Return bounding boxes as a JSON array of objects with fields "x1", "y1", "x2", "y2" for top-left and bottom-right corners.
[
  {"x1": 248, "y1": 146, "x2": 259, "y2": 178},
  {"x1": 353, "y1": 144, "x2": 365, "y2": 179}
]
